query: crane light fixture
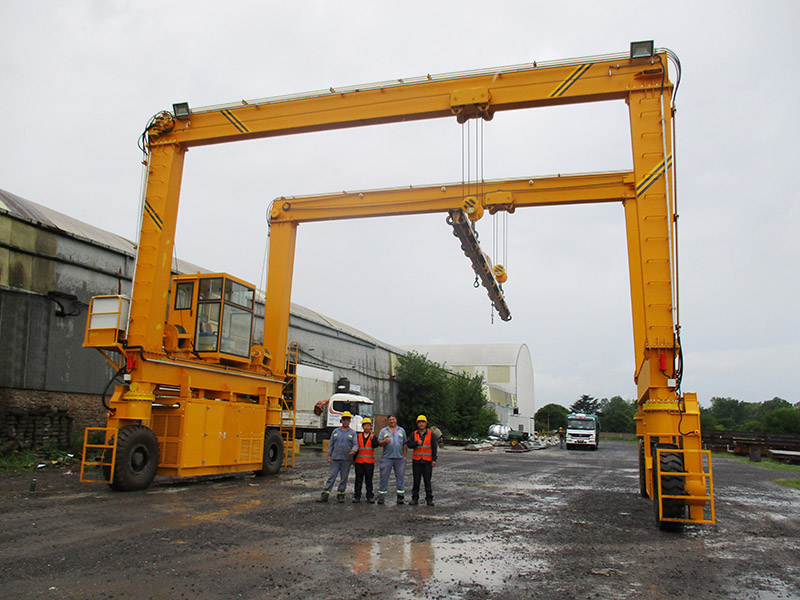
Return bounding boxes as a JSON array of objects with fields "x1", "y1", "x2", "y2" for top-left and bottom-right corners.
[
  {"x1": 172, "y1": 102, "x2": 190, "y2": 119},
  {"x1": 630, "y1": 40, "x2": 655, "y2": 60}
]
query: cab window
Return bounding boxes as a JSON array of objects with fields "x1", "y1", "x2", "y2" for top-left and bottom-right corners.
[{"x1": 174, "y1": 282, "x2": 193, "y2": 310}]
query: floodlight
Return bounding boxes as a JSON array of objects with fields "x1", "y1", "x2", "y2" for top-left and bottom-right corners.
[
  {"x1": 172, "y1": 102, "x2": 190, "y2": 119},
  {"x1": 630, "y1": 40, "x2": 655, "y2": 60}
]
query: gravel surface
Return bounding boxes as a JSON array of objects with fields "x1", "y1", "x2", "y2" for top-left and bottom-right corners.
[{"x1": 1, "y1": 440, "x2": 798, "y2": 599}]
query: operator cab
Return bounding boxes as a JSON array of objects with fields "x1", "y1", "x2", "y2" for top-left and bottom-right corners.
[{"x1": 167, "y1": 273, "x2": 256, "y2": 366}]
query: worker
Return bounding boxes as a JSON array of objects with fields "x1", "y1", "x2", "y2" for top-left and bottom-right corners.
[
  {"x1": 352, "y1": 417, "x2": 379, "y2": 503},
  {"x1": 406, "y1": 415, "x2": 438, "y2": 506},
  {"x1": 377, "y1": 414, "x2": 407, "y2": 504},
  {"x1": 558, "y1": 427, "x2": 566, "y2": 449},
  {"x1": 317, "y1": 411, "x2": 358, "y2": 503}
]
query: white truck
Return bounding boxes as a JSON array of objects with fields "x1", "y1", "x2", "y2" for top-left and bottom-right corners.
[
  {"x1": 293, "y1": 365, "x2": 374, "y2": 444},
  {"x1": 565, "y1": 413, "x2": 600, "y2": 451}
]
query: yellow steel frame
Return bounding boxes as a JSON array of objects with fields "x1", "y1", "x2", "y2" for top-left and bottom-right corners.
[
  {"x1": 79, "y1": 427, "x2": 117, "y2": 484},
  {"x1": 654, "y1": 447, "x2": 715, "y2": 524},
  {"x1": 80, "y1": 45, "x2": 714, "y2": 521}
]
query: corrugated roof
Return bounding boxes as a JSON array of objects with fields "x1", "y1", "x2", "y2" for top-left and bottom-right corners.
[
  {"x1": 0, "y1": 188, "x2": 135, "y2": 255},
  {"x1": 0, "y1": 188, "x2": 207, "y2": 274},
  {"x1": 290, "y1": 303, "x2": 406, "y2": 354},
  {"x1": 399, "y1": 343, "x2": 528, "y2": 367},
  {"x1": 1, "y1": 187, "x2": 402, "y2": 353}
]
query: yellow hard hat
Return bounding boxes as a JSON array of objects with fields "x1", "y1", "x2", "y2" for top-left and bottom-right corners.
[
  {"x1": 416, "y1": 415, "x2": 427, "y2": 422},
  {"x1": 362, "y1": 417, "x2": 372, "y2": 425},
  {"x1": 341, "y1": 411, "x2": 352, "y2": 418}
]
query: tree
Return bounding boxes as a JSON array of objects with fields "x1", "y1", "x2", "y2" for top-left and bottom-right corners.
[
  {"x1": 599, "y1": 396, "x2": 636, "y2": 433},
  {"x1": 762, "y1": 407, "x2": 800, "y2": 434},
  {"x1": 446, "y1": 370, "x2": 498, "y2": 438},
  {"x1": 534, "y1": 403, "x2": 568, "y2": 432},
  {"x1": 570, "y1": 394, "x2": 599, "y2": 414},
  {"x1": 707, "y1": 397, "x2": 759, "y2": 430},
  {"x1": 395, "y1": 351, "x2": 497, "y2": 438},
  {"x1": 699, "y1": 406, "x2": 722, "y2": 431},
  {"x1": 395, "y1": 351, "x2": 451, "y2": 431}
]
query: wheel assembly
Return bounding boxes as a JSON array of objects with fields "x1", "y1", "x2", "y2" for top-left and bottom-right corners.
[
  {"x1": 109, "y1": 425, "x2": 159, "y2": 492},
  {"x1": 255, "y1": 428, "x2": 284, "y2": 476},
  {"x1": 652, "y1": 443, "x2": 686, "y2": 531}
]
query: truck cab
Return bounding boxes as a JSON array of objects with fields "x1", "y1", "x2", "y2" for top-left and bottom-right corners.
[
  {"x1": 566, "y1": 413, "x2": 600, "y2": 450},
  {"x1": 326, "y1": 392, "x2": 374, "y2": 432}
]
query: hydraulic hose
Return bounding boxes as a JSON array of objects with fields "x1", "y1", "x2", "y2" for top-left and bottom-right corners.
[{"x1": 101, "y1": 366, "x2": 126, "y2": 415}]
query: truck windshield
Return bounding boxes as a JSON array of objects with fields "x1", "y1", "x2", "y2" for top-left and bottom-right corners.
[
  {"x1": 331, "y1": 400, "x2": 373, "y2": 418},
  {"x1": 567, "y1": 419, "x2": 596, "y2": 430}
]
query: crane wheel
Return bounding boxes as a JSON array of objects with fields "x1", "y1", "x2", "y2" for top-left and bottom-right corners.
[
  {"x1": 255, "y1": 428, "x2": 284, "y2": 476},
  {"x1": 638, "y1": 440, "x2": 648, "y2": 498},
  {"x1": 108, "y1": 425, "x2": 159, "y2": 492},
  {"x1": 652, "y1": 443, "x2": 686, "y2": 531}
]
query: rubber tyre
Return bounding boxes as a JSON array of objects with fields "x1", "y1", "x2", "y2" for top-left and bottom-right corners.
[
  {"x1": 638, "y1": 440, "x2": 648, "y2": 498},
  {"x1": 652, "y1": 443, "x2": 686, "y2": 531},
  {"x1": 255, "y1": 429, "x2": 284, "y2": 476},
  {"x1": 109, "y1": 425, "x2": 159, "y2": 492}
]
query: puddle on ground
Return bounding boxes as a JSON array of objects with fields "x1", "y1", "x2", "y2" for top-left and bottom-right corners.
[{"x1": 344, "y1": 533, "x2": 547, "y2": 594}]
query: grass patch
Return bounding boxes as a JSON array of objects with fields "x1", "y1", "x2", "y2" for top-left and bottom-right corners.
[
  {"x1": 0, "y1": 447, "x2": 77, "y2": 473},
  {"x1": 601, "y1": 435, "x2": 637, "y2": 443},
  {"x1": 712, "y1": 452, "x2": 800, "y2": 472},
  {"x1": 773, "y1": 478, "x2": 800, "y2": 490}
]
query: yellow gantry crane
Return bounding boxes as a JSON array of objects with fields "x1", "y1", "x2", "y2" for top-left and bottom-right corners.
[{"x1": 81, "y1": 41, "x2": 712, "y2": 530}]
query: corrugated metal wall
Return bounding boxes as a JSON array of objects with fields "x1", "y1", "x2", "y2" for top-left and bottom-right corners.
[{"x1": 0, "y1": 201, "x2": 399, "y2": 413}]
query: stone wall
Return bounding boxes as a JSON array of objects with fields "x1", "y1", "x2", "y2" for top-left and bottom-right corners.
[{"x1": 0, "y1": 388, "x2": 107, "y2": 451}]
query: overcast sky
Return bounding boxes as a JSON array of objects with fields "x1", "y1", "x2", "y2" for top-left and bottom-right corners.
[{"x1": 1, "y1": 1, "x2": 798, "y2": 409}]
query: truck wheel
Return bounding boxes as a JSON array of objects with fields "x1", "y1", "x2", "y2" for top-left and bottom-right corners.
[
  {"x1": 255, "y1": 429, "x2": 284, "y2": 476},
  {"x1": 652, "y1": 443, "x2": 686, "y2": 531},
  {"x1": 109, "y1": 425, "x2": 159, "y2": 492}
]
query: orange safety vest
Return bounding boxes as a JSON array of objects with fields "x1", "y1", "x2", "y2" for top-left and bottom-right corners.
[
  {"x1": 412, "y1": 430, "x2": 433, "y2": 462},
  {"x1": 355, "y1": 432, "x2": 375, "y2": 464}
]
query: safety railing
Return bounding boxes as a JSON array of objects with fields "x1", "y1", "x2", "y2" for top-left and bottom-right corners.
[
  {"x1": 79, "y1": 427, "x2": 117, "y2": 484},
  {"x1": 654, "y1": 447, "x2": 715, "y2": 524}
]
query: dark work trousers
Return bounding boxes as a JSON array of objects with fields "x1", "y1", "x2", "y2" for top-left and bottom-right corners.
[
  {"x1": 353, "y1": 462, "x2": 375, "y2": 500},
  {"x1": 411, "y1": 460, "x2": 433, "y2": 502}
]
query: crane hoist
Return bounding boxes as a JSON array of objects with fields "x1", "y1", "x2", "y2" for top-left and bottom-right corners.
[{"x1": 80, "y1": 41, "x2": 713, "y2": 530}]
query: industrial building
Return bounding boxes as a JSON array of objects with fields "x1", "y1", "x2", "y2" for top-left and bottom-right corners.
[
  {"x1": 401, "y1": 344, "x2": 535, "y2": 432},
  {"x1": 0, "y1": 188, "x2": 533, "y2": 446}
]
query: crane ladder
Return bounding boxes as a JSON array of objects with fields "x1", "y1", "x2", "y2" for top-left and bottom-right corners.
[{"x1": 280, "y1": 340, "x2": 299, "y2": 467}]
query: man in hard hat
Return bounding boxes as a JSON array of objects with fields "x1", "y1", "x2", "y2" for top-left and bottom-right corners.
[
  {"x1": 352, "y1": 417, "x2": 379, "y2": 503},
  {"x1": 317, "y1": 411, "x2": 358, "y2": 503},
  {"x1": 377, "y1": 415, "x2": 407, "y2": 504},
  {"x1": 406, "y1": 415, "x2": 438, "y2": 506}
]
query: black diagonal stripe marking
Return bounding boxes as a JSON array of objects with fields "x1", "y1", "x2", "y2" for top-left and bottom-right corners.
[
  {"x1": 221, "y1": 109, "x2": 249, "y2": 133},
  {"x1": 144, "y1": 201, "x2": 163, "y2": 230}
]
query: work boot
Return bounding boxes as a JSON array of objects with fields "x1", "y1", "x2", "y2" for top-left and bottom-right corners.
[
  {"x1": 409, "y1": 499, "x2": 419, "y2": 506},
  {"x1": 377, "y1": 496, "x2": 385, "y2": 505},
  {"x1": 316, "y1": 492, "x2": 329, "y2": 503},
  {"x1": 337, "y1": 493, "x2": 345, "y2": 503},
  {"x1": 366, "y1": 497, "x2": 375, "y2": 504},
  {"x1": 397, "y1": 495, "x2": 404, "y2": 505},
  {"x1": 426, "y1": 499, "x2": 434, "y2": 506},
  {"x1": 352, "y1": 497, "x2": 361, "y2": 503}
]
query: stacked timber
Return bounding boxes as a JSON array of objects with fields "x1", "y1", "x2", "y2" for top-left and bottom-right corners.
[{"x1": 0, "y1": 406, "x2": 73, "y2": 452}]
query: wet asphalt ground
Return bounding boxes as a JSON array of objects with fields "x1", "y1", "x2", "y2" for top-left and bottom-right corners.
[{"x1": 0, "y1": 440, "x2": 798, "y2": 599}]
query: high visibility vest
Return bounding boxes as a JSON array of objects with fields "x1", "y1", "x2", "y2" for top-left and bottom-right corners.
[
  {"x1": 412, "y1": 430, "x2": 433, "y2": 462},
  {"x1": 355, "y1": 433, "x2": 375, "y2": 464}
]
